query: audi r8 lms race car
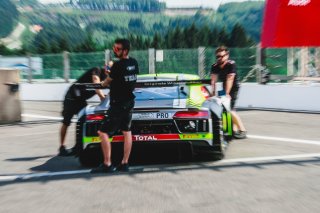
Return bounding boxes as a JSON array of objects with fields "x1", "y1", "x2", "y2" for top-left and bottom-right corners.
[{"x1": 75, "y1": 74, "x2": 233, "y2": 167}]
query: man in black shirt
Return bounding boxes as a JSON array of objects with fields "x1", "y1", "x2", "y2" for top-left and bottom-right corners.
[
  {"x1": 59, "y1": 67, "x2": 107, "y2": 156},
  {"x1": 211, "y1": 46, "x2": 247, "y2": 139},
  {"x1": 92, "y1": 38, "x2": 139, "y2": 173}
]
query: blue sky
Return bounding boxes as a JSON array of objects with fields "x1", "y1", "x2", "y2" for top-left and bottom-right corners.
[{"x1": 38, "y1": 0, "x2": 265, "y2": 9}]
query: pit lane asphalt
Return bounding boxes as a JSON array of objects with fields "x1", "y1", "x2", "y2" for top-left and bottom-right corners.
[{"x1": 1, "y1": 101, "x2": 320, "y2": 213}]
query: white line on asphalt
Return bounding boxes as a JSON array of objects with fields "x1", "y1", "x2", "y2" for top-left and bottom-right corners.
[
  {"x1": 1, "y1": 130, "x2": 75, "y2": 139},
  {"x1": 0, "y1": 170, "x2": 91, "y2": 182},
  {"x1": 1, "y1": 153, "x2": 320, "y2": 182},
  {"x1": 22, "y1": 114, "x2": 63, "y2": 120},
  {"x1": 220, "y1": 153, "x2": 320, "y2": 163},
  {"x1": 248, "y1": 134, "x2": 320, "y2": 146},
  {"x1": 21, "y1": 114, "x2": 77, "y2": 122}
]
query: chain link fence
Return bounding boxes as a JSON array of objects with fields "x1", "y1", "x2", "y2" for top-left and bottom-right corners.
[{"x1": 1, "y1": 46, "x2": 319, "y2": 83}]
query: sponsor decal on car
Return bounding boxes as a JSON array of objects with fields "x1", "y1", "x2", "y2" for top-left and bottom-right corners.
[
  {"x1": 133, "y1": 135, "x2": 158, "y2": 141},
  {"x1": 133, "y1": 112, "x2": 175, "y2": 120},
  {"x1": 179, "y1": 133, "x2": 213, "y2": 140},
  {"x1": 83, "y1": 133, "x2": 213, "y2": 144}
]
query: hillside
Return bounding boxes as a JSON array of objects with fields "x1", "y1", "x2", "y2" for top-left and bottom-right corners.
[
  {"x1": 0, "y1": 0, "x2": 19, "y2": 38},
  {"x1": 0, "y1": 0, "x2": 265, "y2": 54}
]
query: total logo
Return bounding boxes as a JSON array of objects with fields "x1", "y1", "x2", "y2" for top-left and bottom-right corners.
[
  {"x1": 288, "y1": 0, "x2": 311, "y2": 6},
  {"x1": 134, "y1": 135, "x2": 158, "y2": 141}
]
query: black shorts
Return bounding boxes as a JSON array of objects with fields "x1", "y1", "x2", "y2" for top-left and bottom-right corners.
[
  {"x1": 99, "y1": 100, "x2": 135, "y2": 137},
  {"x1": 230, "y1": 89, "x2": 239, "y2": 110},
  {"x1": 62, "y1": 98, "x2": 87, "y2": 126}
]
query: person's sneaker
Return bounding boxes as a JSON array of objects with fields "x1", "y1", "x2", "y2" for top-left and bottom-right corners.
[
  {"x1": 91, "y1": 164, "x2": 116, "y2": 173},
  {"x1": 58, "y1": 145, "x2": 74, "y2": 156},
  {"x1": 117, "y1": 163, "x2": 129, "y2": 172},
  {"x1": 69, "y1": 145, "x2": 81, "y2": 157},
  {"x1": 233, "y1": 130, "x2": 247, "y2": 139}
]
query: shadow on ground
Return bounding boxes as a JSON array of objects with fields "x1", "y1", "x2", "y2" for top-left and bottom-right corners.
[{"x1": 1, "y1": 156, "x2": 320, "y2": 187}]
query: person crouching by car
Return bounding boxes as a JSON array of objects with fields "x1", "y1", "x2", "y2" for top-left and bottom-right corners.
[
  {"x1": 59, "y1": 67, "x2": 108, "y2": 156},
  {"x1": 91, "y1": 38, "x2": 139, "y2": 173}
]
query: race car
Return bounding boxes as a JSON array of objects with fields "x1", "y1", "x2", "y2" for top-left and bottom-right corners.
[{"x1": 75, "y1": 73, "x2": 233, "y2": 167}]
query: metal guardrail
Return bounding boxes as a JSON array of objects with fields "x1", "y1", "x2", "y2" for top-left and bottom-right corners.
[{"x1": 1, "y1": 46, "x2": 320, "y2": 83}]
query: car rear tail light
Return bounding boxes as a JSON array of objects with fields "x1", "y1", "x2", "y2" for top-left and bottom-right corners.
[
  {"x1": 173, "y1": 111, "x2": 209, "y2": 119},
  {"x1": 86, "y1": 114, "x2": 105, "y2": 121},
  {"x1": 201, "y1": 86, "x2": 210, "y2": 99}
]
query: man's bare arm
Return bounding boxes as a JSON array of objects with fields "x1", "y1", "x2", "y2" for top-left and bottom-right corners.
[
  {"x1": 101, "y1": 76, "x2": 113, "y2": 88},
  {"x1": 225, "y1": 73, "x2": 235, "y2": 96},
  {"x1": 210, "y1": 74, "x2": 218, "y2": 96},
  {"x1": 92, "y1": 75, "x2": 105, "y2": 101}
]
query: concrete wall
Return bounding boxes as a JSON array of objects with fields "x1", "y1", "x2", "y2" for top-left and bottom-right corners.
[
  {"x1": 20, "y1": 83, "x2": 320, "y2": 113},
  {"x1": 237, "y1": 83, "x2": 320, "y2": 112},
  {"x1": 21, "y1": 83, "x2": 71, "y2": 101}
]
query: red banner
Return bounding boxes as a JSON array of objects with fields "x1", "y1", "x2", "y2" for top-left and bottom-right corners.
[{"x1": 261, "y1": 0, "x2": 320, "y2": 47}]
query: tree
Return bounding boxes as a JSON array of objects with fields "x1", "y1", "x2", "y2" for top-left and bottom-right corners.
[
  {"x1": 59, "y1": 36, "x2": 71, "y2": 52},
  {"x1": 37, "y1": 36, "x2": 51, "y2": 54},
  {"x1": 217, "y1": 27, "x2": 229, "y2": 46},
  {"x1": 229, "y1": 23, "x2": 249, "y2": 47},
  {"x1": 0, "y1": 44, "x2": 12, "y2": 55},
  {"x1": 184, "y1": 23, "x2": 198, "y2": 48},
  {"x1": 128, "y1": 18, "x2": 145, "y2": 33},
  {"x1": 135, "y1": 35, "x2": 144, "y2": 49},
  {"x1": 76, "y1": 35, "x2": 96, "y2": 52},
  {"x1": 143, "y1": 37, "x2": 151, "y2": 49},
  {"x1": 196, "y1": 25, "x2": 210, "y2": 47},
  {"x1": 151, "y1": 32, "x2": 162, "y2": 49},
  {"x1": 172, "y1": 26, "x2": 184, "y2": 48},
  {"x1": 18, "y1": 0, "x2": 38, "y2": 7},
  {"x1": 0, "y1": 0, "x2": 19, "y2": 38},
  {"x1": 208, "y1": 28, "x2": 219, "y2": 47}
]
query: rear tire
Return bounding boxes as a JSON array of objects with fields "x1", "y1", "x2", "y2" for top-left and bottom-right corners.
[
  {"x1": 75, "y1": 117, "x2": 85, "y2": 157},
  {"x1": 211, "y1": 113, "x2": 228, "y2": 160},
  {"x1": 79, "y1": 147, "x2": 103, "y2": 168},
  {"x1": 222, "y1": 110, "x2": 233, "y2": 142}
]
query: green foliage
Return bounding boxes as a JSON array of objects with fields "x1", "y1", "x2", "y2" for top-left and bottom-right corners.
[
  {"x1": 128, "y1": 18, "x2": 146, "y2": 33},
  {"x1": 76, "y1": 35, "x2": 97, "y2": 52},
  {"x1": 216, "y1": 1, "x2": 265, "y2": 41},
  {"x1": 0, "y1": 0, "x2": 19, "y2": 38},
  {"x1": 183, "y1": 23, "x2": 198, "y2": 48},
  {"x1": 76, "y1": 0, "x2": 165, "y2": 12},
  {"x1": 17, "y1": 0, "x2": 38, "y2": 7},
  {"x1": 229, "y1": 23, "x2": 251, "y2": 47},
  {"x1": 151, "y1": 33, "x2": 162, "y2": 49},
  {"x1": 127, "y1": 22, "x2": 252, "y2": 50},
  {"x1": 217, "y1": 27, "x2": 229, "y2": 47},
  {"x1": 25, "y1": 13, "x2": 88, "y2": 53},
  {"x1": 0, "y1": 44, "x2": 13, "y2": 55},
  {"x1": 12, "y1": 1, "x2": 264, "y2": 54}
]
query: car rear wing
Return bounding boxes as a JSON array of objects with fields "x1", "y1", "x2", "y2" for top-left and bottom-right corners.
[{"x1": 74, "y1": 79, "x2": 211, "y2": 89}]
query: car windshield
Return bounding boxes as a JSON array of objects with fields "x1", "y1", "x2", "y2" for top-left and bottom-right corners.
[{"x1": 134, "y1": 86, "x2": 188, "y2": 100}]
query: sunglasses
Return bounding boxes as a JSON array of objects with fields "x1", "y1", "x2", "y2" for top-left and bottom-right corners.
[
  {"x1": 216, "y1": 54, "x2": 227, "y2": 59},
  {"x1": 113, "y1": 45, "x2": 123, "y2": 52}
]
